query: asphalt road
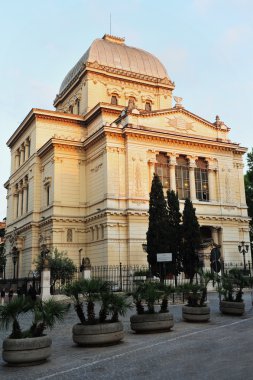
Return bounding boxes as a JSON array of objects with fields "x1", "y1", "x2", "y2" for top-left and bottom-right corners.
[{"x1": 1, "y1": 292, "x2": 253, "y2": 380}]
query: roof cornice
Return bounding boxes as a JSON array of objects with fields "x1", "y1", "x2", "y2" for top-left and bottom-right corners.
[{"x1": 7, "y1": 109, "x2": 85, "y2": 148}]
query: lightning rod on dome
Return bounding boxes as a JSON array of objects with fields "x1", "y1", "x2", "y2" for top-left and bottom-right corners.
[{"x1": 110, "y1": 13, "x2": 111, "y2": 35}]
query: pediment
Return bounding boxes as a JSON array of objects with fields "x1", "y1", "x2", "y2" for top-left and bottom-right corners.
[{"x1": 136, "y1": 108, "x2": 229, "y2": 140}]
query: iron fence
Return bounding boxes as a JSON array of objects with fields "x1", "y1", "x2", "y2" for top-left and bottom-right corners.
[{"x1": 91, "y1": 261, "x2": 253, "y2": 292}]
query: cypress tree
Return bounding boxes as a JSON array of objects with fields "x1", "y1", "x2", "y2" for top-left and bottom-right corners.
[
  {"x1": 182, "y1": 198, "x2": 201, "y2": 283},
  {"x1": 146, "y1": 174, "x2": 169, "y2": 274},
  {"x1": 167, "y1": 190, "x2": 182, "y2": 282},
  {"x1": 245, "y1": 148, "x2": 253, "y2": 253}
]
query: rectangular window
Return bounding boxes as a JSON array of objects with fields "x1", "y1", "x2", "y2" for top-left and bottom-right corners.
[
  {"x1": 67, "y1": 229, "x2": 73, "y2": 242},
  {"x1": 46, "y1": 185, "x2": 50, "y2": 206},
  {"x1": 155, "y1": 163, "x2": 170, "y2": 189},
  {"x1": 176, "y1": 166, "x2": 190, "y2": 199},
  {"x1": 21, "y1": 190, "x2": 24, "y2": 215},
  {"x1": 195, "y1": 168, "x2": 209, "y2": 201},
  {"x1": 16, "y1": 195, "x2": 19, "y2": 217},
  {"x1": 26, "y1": 185, "x2": 29, "y2": 212}
]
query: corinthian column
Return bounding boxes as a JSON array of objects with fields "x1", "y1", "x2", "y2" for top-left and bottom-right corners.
[
  {"x1": 187, "y1": 156, "x2": 197, "y2": 201},
  {"x1": 148, "y1": 159, "x2": 156, "y2": 188},
  {"x1": 18, "y1": 188, "x2": 22, "y2": 217},
  {"x1": 20, "y1": 145, "x2": 25, "y2": 165},
  {"x1": 206, "y1": 158, "x2": 217, "y2": 202},
  {"x1": 169, "y1": 154, "x2": 177, "y2": 192},
  {"x1": 23, "y1": 185, "x2": 27, "y2": 214}
]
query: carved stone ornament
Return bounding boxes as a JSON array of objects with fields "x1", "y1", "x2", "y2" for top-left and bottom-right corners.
[{"x1": 166, "y1": 116, "x2": 196, "y2": 134}]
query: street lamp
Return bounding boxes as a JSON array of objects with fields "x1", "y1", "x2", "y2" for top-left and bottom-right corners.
[
  {"x1": 11, "y1": 246, "x2": 19, "y2": 279},
  {"x1": 238, "y1": 241, "x2": 249, "y2": 273}
]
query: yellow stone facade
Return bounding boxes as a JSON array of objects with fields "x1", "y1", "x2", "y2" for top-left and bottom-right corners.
[{"x1": 4, "y1": 34, "x2": 251, "y2": 279}]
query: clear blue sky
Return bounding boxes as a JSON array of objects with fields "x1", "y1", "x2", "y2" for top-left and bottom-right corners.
[{"x1": 1, "y1": 0, "x2": 253, "y2": 219}]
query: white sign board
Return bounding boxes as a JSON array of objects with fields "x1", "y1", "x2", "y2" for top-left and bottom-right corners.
[{"x1": 157, "y1": 253, "x2": 172, "y2": 262}]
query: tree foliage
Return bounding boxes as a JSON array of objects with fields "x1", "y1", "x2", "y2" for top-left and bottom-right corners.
[
  {"x1": 182, "y1": 198, "x2": 201, "y2": 282},
  {"x1": 167, "y1": 190, "x2": 182, "y2": 278},
  {"x1": 244, "y1": 148, "x2": 253, "y2": 246},
  {"x1": 146, "y1": 174, "x2": 169, "y2": 272},
  {"x1": 35, "y1": 248, "x2": 77, "y2": 287}
]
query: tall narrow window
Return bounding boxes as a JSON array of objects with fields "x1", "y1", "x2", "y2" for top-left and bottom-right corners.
[
  {"x1": 67, "y1": 229, "x2": 73, "y2": 242},
  {"x1": 46, "y1": 185, "x2": 50, "y2": 206},
  {"x1": 28, "y1": 139, "x2": 31, "y2": 158},
  {"x1": 145, "y1": 101, "x2": 152, "y2": 111},
  {"x1": 76, "y1": 99, "x2": 80, "y2": 114},
  {"x1": 69, "y1": 105, "x2": 73, "y2": 113},
  {"x1": 128, "y1": 97, "x2": 135, "y2": 109},
  {"x1": 155, "y1": 153, "x2": 170, "y2": 190},
  {"x1": 16, "y1": 195, "x2": 19, "y2": 217},
  {"x1": 111, "y1": 95, "x2": 118, "y2": 105},
  {"x1": 176, "y1": 156, "x2": 190, "y2": 199},
  {"x1": 26, "y1": 184, "x2": 29, "y2": 212},
  {"x1": 21, "y1": 187, "x2": 24, "y2": 215},
  {"x1": 195, "y1": 159, "x2": 209, "y2": 201}
]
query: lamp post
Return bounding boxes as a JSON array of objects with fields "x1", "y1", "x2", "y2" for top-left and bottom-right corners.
[
  {"x1": 238, "y1": 241, "x2": 249, "y2": 273},
  {"x1": 11, "y1": 246, "x2": 19, "y2": 279}
]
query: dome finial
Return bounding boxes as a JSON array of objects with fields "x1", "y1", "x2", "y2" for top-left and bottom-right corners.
[{"x1": 102, "y1": 34, "x2": 125, "y2": 44}]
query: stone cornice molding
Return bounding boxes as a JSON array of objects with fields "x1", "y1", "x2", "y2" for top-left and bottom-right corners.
[
  {"x1": 7, "y1": 108, "x2": 86, "y2": 148},
  {"x1": 198, "y1": 215, "x2": 251, "y2": 223},
  {"x1": 121, "y1": 126, "x2": 244, "y2": 153},
  {"x1": 37, "y1": 137, "x2": 84, "y2": 158},
  {"x1": 54, "y1": 60, "x2": 174, "y2": 106}
]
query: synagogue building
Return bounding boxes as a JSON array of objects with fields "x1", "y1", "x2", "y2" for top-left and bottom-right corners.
[{"x1": 4, "y1": 34, "x2": 251, "y2": 279}]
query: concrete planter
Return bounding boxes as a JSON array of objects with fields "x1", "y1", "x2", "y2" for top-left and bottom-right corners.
[
  {"x1": 72, "y1": 321, "x2": 124, "y2": 346},
  {"x1": 2, "y1": 335, "x2": 52, "y2": 366},
  {"x1": 130, "y1": 312, "x2": 174, "y2": 333},
  {"x1": 182, "y1": 305, "x2": 210, "y2": 322},
  {"x1": 220, "y1": 300, "x2": 245, "y2": 315}
]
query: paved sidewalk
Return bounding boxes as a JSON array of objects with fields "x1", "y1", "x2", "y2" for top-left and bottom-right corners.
[{"x1": 1, "y1": 292, "x2": 253, "y2": 380}]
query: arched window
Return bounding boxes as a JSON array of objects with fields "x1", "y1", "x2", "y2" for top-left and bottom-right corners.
[
  {"x1": 128, "y1": 97, "x2": 135, "y2": 109},
  {"x1": 155, "y1": 153, "x2": 170, "y2": 190},
  {"x1": 145, "y1": 101, "x2": 152, "y2": 112},
  {"x1": 111, "y1": 95, "x2": 118, "y2": 105},
  {"x1": 176, "y1": 156, "x2": 190, "y2": 199},
  {"x1": 69, "y1": 105, "x2": 73, "y2": 113},
  {"x1": 195, "y1": 158, "x2": 209, "y2": 201}
]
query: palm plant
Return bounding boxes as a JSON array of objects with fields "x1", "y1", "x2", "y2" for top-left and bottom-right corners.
[
  {"x1": 0, "y1": 298, "x2": 69, "y2": 339},
  {"x1": 65, "y1": 278, "x2": 131, "y2": 325},
  {"x1": 107, "y1": 293, "x2": 132, "y2": 322},
  {"x1": 157, "y1": 284, "x2": 175, "y2": 313},
  {"x1": 177, "y1": 270, "x2": 214, "y2": 307},
  {"x1": 133, "y1": 282, "x2": 166, "y2": 314},
  {"x1": 218, "y1": 268, "x2": 250, "y2": 302}
]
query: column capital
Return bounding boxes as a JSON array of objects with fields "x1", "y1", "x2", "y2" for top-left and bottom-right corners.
[
  {"x1": 205, "y1": 157, "x2": 218, "y2": 170},
  {"x1": 187, "y1": 155, "x2": 198, "y2": 168},
  {"x1": 167, "y1": 153, "x2": 178, "y2": 166}
]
